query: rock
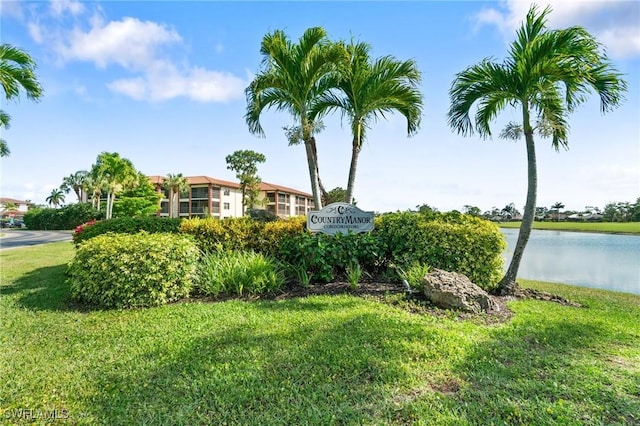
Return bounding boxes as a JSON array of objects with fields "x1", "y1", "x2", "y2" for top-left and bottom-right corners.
[{"x1": 422, "y1": 269, "x2": 496, "y2": 313}]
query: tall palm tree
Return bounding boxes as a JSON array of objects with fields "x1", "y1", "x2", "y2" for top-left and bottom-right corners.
[
  {"x1": 91, "y1": 152, "x2": 137, "y2": 219},
  {"x1": 61, "y1": 170, "x2": 89, "y2": 203},
  {"x1": 311, "y1": 41, "x2": 423, "y2": 204},
  {"x1": 245, "y1": 27, "x2": 346, "y2": 209},
  {"x1": 0, "y1": 44, "x2": 43, "y2": 157},
  {"x1": 46, "y1": 189, "x2": 65, "y2": 208},
  {"x1": 163, "y1": 173, "x2": 189, "y2": 218},
  {"x1": 447, "y1": 5, "x2": 626, "y2": 295}
]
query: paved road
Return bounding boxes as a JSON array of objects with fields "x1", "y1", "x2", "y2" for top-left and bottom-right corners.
[{"x1": 0, "y1": 230, "x2": 73, "y2": 250}]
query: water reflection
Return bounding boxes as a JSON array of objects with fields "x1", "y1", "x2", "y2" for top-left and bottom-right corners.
[{"x1": 501, "y1": 229, "x2": 640, "y2": 295}]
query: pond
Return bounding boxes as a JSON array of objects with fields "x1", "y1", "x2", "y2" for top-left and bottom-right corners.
[{"x1": 501, "y1": 229, "x2": 640, "y2": 295}]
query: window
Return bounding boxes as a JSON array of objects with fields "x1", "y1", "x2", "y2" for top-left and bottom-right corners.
[
  {"x1": 278, "y1": 193, "x2": 287, "y2": 203},
  {"x1": 212, "y1": 187, "x2": 221, "y2": 199},
  {"x1": 266, "y1": 205, "x2": 276, "y2": 214},
  {"x1": 191, "y1": 187, "x2": 208, "y2": 199},
  {"x1": 266, "y1": 192, "x2": 276, "y2": 203},
  {"x1": 212, "y1": 201, "x2": 220, "y2": 214},
  {"x1": 191, "y1": 200, "x2": 207, "y2": 214},
  {"x1": 223, "y1": 202, "x2": 230, "y2": 210},
  {"x1": 160, "y1": 201, "x2": 169, "y2": 214},
  {"x1": 179, "y1": 202, "x2": 189, "y2": 214},
  {"x1": 223, "y1": 188, "x2": 230, "y2": 196}
]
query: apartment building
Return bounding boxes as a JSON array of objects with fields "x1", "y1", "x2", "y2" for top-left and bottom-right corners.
[{"x1": 147, "y1": 175, "x2": 314, "y2": 219}]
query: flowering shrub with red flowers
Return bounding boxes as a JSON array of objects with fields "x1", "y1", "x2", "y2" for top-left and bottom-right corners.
[{"x1": 73, "y1": 220, "x2": 98, "y2": 244}]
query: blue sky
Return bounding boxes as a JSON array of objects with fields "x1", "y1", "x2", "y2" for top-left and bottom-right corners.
[{"x1": 1, "y1": 0, "x2": 638, "y2": 213}]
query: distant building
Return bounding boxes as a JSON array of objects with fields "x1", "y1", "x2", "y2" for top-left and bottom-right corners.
[
  {"x1": 147, "y1": 175, "x2": 314, "y2": 219},
  {"x1": 0, "y1": 197, "x2": 31, "y2": 219}
]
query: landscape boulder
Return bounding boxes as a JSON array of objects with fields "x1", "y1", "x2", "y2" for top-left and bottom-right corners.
[{"x1": 422, "y1": 269, "x2": 496, "y2": 313}]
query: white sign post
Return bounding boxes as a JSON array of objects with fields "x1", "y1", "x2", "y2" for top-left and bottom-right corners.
[{"x1": 307, "y1": 202, "x2": 374, "y2": 235}]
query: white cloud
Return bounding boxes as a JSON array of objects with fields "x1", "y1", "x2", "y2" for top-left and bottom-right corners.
[
  {"x1": 27, "y1": 21, "x2": 44, "y2": 43},
  {"x1": 474, "y1": 0, "x2": 640, "y2": 59},
  {"x1": 59, "y1": 17, "x2": 182, "y2": 70},
  {"x1": 50, "y1": 0, "x2": 85, "y2": 17},
  {"x1": 25, "y1": 5, "x2": 245, "y2": 103},
  {"x1": 108, "y1": 64, "x2": 246, "y2": 102}
]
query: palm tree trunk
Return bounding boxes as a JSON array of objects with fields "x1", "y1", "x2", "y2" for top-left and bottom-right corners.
[
  {"x1": 345, "y1": 135, "x2": 361, "y2": 204},
  {"x1": 304, "y1": 138, "x2": 322, "y2": 210},
  {"x1": 310, "y1": 137, "x2": 329, "y2": 206},
  {"x1": 106, "y1": 192, "x2": 111, "y2": 219},
  {"x1": 497, "y1": 106, "x2": 537, "y2": 295},
  {"x1": 172, "y1": 192, "x2": 178, "y2": 218}
]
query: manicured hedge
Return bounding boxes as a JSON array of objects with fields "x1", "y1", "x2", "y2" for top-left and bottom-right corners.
[
  {"x1": 181, "y1": 212, "x2": 505, "y2": 290},
  {"x1": 73, "y1": 216, "x2": 181, "y2": 245},
  {"x1": 373, "y1": 211, "x2": 505, "y2": 291},
  {"x1": 23, "y1": 203, "x2": 103, "y2": 230},
  {"x1": 67, "y1": 232, "x2": 199, "y2": 308},
  {"x1": 180, "y1": 216, "x2": 306, "y2": 254}
]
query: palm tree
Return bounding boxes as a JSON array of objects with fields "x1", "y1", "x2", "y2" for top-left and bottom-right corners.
[
  {"x1": 91, "y1": 152, "x2": 137, "y2": 219},
  {"x1": 46, "y1": 189, "x2": 65, "y2": 208},
  {"x1": 0, "y1": 44, "x2": 43, "y2": 157},
  {"x1": 245, "y1": 27, "x2": 346, "y2": 209},
  {"x1": 61, "y1": 170, "x2": 89, "y2": 202},
  {"x1": 447, "y1": 5, "x2": 626, "y2": 295},
  {"x1": 0, "y1": 140, "x2": 9, "y2": 157},
  {"x1": 82, "y1": 173, "x2": 106, "y2": 211},
  {"x1": 551, "y1": 201, "x2": 565, "y2": 222},
  {"x1": 163, "y1": 173, "x2": 189, "y2": 218},
  {"x1": 311, "y1": 41, "x2": 423, "y2": 204}
]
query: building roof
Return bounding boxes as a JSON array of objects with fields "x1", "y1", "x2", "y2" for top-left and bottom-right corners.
[
  {"x1": 258, "y1": 181, "x2": 312, "y2": 197},
  {"x1": 147, "y1": 176, "x2": 312, "y2": 198},
  {"x1": 0, "y1": 197, "x2": 30, "y2": 205}
]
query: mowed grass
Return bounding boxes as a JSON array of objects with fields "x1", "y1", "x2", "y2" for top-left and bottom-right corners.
[
  {"x1": 499, "y1": 221, "x2": 640, "y2": 234},
  {"x1": 1, "y1": 243, "x2": 639, "y2": 425}
]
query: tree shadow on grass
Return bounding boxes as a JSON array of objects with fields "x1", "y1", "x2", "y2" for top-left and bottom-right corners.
[
  {"x1": 1, "y1": 264, "x2": 86, "y2": 312},
  {"x1": 395, "y1": 309, "x2": 640, "y2": 425},
  {"x1": 81, "y1": 303, "x2": 441, "y2": 425}
]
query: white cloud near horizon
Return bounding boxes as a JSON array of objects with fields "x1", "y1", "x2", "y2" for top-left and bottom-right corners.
[
  {"x1": 22, "y1": 1, "x2": 246, "y2": 103},
  {"x1": 474, "y1": 0, "x2": 640, "y2": 59}
]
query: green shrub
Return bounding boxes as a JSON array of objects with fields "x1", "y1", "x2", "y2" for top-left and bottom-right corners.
[
  {"x1": 73, "y1": 216, "x2": 181, "y2": 245},
  {"x1": 374, "y1": 211, "x2": 505, "y2": 291},
  {"x1": 197, "y1": 251, "x2": 285, "y2": 297},
  {"x1": 279, "y1": 231, "x2": 384, "y2": 284},
  {"x1": 24, "y1": 203, "x2": 103, "y2": 230},
  {"x1": 257, "y1": 216, "x2": 307, "y2": 255},
  {"x1": 180, "y1": 216, "x2": 306, "y2": 254},
  {"x1": 179, "y1": 217, "x2": 261, "y2": 253},
  {"x1": 67, "y1": 232, "x2": 199, "y2": 308}
]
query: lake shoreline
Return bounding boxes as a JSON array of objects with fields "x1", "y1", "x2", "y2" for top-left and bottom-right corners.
[{"x1": 498, "y1": 222, "x2": 640, "y2": 235}]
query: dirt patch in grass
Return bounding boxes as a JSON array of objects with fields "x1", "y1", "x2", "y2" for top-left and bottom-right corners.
[{"x1": 515, "y1": 287, "x2": 582, "y2": 307}]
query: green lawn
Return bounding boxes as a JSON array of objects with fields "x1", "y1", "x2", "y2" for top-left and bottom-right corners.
[
  {"x1": 499, "y1": 221, "x2": 640, "y2": 234},
  {"x1": 1, "y1": 242, "x2": 639, "y2": 425}
]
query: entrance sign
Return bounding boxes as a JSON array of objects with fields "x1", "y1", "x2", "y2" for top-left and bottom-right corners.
[{"x1": 307, "y1": 202, "x2": 374, "y2": 235}]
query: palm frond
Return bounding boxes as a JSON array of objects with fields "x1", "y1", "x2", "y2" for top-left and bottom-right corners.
[{"x1": 0, "y1": 43, "x2": 43, "y2": 102}]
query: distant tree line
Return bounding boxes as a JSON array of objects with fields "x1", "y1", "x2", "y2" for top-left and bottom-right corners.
[{"x1": 420, "y1": 197, "x2": 640, "y2": 223}]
